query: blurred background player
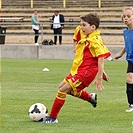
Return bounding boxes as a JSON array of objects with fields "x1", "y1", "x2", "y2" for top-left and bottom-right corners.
[
  {"x1": 42, "y1": 13, "x2": 111, "y2": 124},
  {"x1": 31, "y1": 10, "x2": 40, "y2": 46},
  {"x1": 114, "y1": 7, "x2": 133, "y2": 112}
]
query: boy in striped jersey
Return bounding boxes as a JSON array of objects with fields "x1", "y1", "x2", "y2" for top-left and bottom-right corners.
[{"x1": 42, "y1": 13, "x2": 111, "y2": 124}]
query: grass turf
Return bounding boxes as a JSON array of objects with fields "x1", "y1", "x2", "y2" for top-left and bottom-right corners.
[{"x1": 1, "y1": 58, "x2": 133, "y2": 133}]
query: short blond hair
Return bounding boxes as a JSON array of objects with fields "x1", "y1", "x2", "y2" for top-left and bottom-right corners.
[{"x1": 122, "y1": 7, "x2": 133, "y2": 13}]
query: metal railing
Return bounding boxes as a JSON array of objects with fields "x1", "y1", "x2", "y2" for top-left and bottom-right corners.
[
  {"x1": 0, "y1": 0, "x2": 102, "y2": 9},
  {"x1": 0, "y1": 21, "x2": 124, "y2": 44},
  {"x1": 0, "y1": 21, "x2": 79, "y2": 44}
]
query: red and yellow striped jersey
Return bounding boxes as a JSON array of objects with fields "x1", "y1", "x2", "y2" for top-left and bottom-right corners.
[{"x1": 71, "y1": 30, "x2": 111, "y2": 76}]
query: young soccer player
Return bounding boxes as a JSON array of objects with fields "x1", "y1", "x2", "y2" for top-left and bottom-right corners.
[
  {"x1": 114, "y1": 7, "x2": 133, "y2": 112},
  {"x1": 42, "y1": 13, "x2": 111, "y2": 124}
]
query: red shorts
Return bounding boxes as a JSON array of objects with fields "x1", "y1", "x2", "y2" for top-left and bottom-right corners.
[{"x1": 64, "y1": 69, "x2": 97, "y2": 94}]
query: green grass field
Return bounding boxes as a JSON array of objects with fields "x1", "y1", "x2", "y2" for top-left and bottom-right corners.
[{"x1": 1, "y1": 58, "x2": 133, "y2": 133}]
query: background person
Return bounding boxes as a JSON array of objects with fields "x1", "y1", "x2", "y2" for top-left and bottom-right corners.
[
  {"x1": 31, "y1": 10, "x2": 40, "y2": 46},
  {"x1": 51, "y1": 10, "x2": 65, "y2": 45}
]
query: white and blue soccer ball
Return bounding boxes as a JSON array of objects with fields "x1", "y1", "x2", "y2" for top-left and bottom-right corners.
[{"x1": 28, "y1": 103, "x2": 48, "y2": 122}]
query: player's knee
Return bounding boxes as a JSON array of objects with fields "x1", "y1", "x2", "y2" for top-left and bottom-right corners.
[
  {"x1": 58, "y1": 87, "x2": 66, "y2": 93},
  {"x1": 59, "y1": 83, "x2": 72, "y2": 93},
  {"x1": 127, "y1": 78, "x2": 133, "y2": 84},
  {"x1": 127, "y1": 74, "x2": 133, "y2": 84},
  {"x1": 58, "y1": 81, "x2": 66, "y2": 89}
]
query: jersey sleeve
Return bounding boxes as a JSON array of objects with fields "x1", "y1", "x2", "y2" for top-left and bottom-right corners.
[
  {"x1": 73, "y1": 26, "x2": 81, "y2": 42},
  {"x1": 88, "y1": 36, "x2": 111, "y2": 59}
]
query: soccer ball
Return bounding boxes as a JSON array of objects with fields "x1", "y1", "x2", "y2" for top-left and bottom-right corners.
[{"x1": 28, "y1": 103, "x2": 48, "y2": 122}]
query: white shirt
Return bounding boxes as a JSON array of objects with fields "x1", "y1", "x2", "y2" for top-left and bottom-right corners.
[
  {"x1": 53, "y1": 15, "x2": 61, "y2": 29},
  {"x1": 32, "y1": 25, "x2": 39, "y2": 30}
]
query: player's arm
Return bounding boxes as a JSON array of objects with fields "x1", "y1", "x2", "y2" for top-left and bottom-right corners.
[
  {"x1": 114, "y1": 47, "x2": 125, "y2": 60},
  {"x1": 73, "y1": 31, "x2": 77, "y2": 53},
  {"x1": 94, "y1": 57, "x2": 104, "y2": 92},
  {"x1": 73, "y1": 41, "x2": 77, "y2": 53}
]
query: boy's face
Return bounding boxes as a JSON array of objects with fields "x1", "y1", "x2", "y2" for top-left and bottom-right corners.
[
  {"x1": 122, "y1": 9, "x2": 133, "y2": 27},
  {"x1": 80, "y1": 19, "x2": 96, "y2": 35}
]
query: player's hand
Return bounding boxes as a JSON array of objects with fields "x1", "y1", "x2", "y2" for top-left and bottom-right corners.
[
  {"x1": 103, "y1": 73, "x2": 110, "y2": 82},
  {"x1": 94, "y1": 78, "x2": 104, "y2": 92},
  {"x1": 74, "y1": 47, "x2": 76, "y2": 53},
  {"x1": 114, "y1": 55, "x2": 122, "y2": 60}
]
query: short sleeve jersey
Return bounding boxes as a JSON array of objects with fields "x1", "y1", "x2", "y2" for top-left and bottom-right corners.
[
  {"x1": 70, "y1": 30, "x2": 111, "y2": 76},
  {"x1": 124, "y1": 28, "x2": 133, "y2": 64}
]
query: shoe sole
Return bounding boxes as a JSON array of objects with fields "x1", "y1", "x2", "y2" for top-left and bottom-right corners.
[{"x1": 125, "y1": 109, "x2": 133, "y2": 112}]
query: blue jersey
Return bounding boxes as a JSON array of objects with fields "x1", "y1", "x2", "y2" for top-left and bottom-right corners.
[{"x1": 124, "y1": 28, "x2": 133, "y2": 64}]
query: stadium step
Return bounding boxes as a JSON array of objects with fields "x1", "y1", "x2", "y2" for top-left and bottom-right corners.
[{"x1": 2, "y1": 0, "x2": 133, "y2": 8}]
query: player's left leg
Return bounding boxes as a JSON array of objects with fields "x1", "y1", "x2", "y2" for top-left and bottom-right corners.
[{"x1": 126, "y1": 61, "x2": 133, "y2": 112}]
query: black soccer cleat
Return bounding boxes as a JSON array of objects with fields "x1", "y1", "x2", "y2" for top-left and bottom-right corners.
[{"x1": 89, "y1": 93, "x2": 97, "y2": 108}]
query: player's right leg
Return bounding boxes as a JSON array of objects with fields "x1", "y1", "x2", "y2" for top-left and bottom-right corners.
[
  {"x1": 42, "y1": 82, "x2": 72, "y2": 124},
  {"x1": 65, "y1": 74, "x2": 97, "y2": 108},
  {"x1": 126, "y1": 79, "x2": 133, "y2": 112}
]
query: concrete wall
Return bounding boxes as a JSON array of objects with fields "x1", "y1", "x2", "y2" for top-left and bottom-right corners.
[
  {"x1": 39, "y1": 45, "x2": 75, "y2": 59},
  {"x1": 0, "y1": 45, "x2": 38, "y2": 59},
  {"x1": 0, "y1": 44, "x2": 126, "y2": 60}
]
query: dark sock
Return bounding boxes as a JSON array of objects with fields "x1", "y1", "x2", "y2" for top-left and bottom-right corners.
[{"x1": 126, "y1": 83, "x2": 133, "y2": 105}]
